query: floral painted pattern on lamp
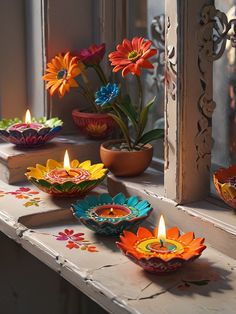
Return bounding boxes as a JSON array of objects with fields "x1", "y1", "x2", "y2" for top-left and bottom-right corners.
[
  {"x1": 213, "y1": 165, "x2": 236, "y2": 209},
  {"x1": 117, "y1": 215, "x2": 206, "y2": 273},
  {"x1": 72, "y1": 193, "x2": 153, "y2": 235},
  {"x1": 0, "y1": 110, "x2": 63, "y2": 147},
  {"x1": 25, "y1": 150, "x2": 108, "y2": 197}
]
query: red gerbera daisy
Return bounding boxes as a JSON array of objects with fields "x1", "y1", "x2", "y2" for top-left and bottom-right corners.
[
  {"x1": 78, "y1": 43, "x2": 106, "y2": 66},
  {"x1": 109, "y1": 37, "x2": 157, "y2": 77}
]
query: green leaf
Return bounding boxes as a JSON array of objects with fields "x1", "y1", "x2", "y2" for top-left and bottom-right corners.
[
  {"x1": 116, "y1": 95, "x2": 138, "y2": 131},
  {"x1": 108, "y1": 113, "x2": 131, "y2": 148},
  {"x1": 31, "y1": 117, "x2": 63, "y2": 127},
  {"x1": 138, "y1": 97, "x2": 156, "y2": 135},
  {"x1": 0, "y1": 116, "x2": 63, "y2": 130},
  {"x1": 138, "y1": 128, "x2": 164, "y2": 146},
  {"x1": 0, "y1": 118, "x2": 21, "y2": 130}
]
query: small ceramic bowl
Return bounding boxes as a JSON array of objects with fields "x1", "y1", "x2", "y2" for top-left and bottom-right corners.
[
  {"x1": 213, "y1": 165, "x2": 236, "y2": 209},
  {"x1": 25, "y1": 159, "x2": 108, "y2": 197},
  {"x1": 117, "y1": 226, "x2": 206, "y2": 273},
  {"x1": 0, "y1": 117, "x2": 63, "y2": 147},
  {"x1": 72, "y1": 193, "x2": 153, "y2": 235},
  {"x1": 72, "y1": 109, "x2": 117, "y2": 139}
]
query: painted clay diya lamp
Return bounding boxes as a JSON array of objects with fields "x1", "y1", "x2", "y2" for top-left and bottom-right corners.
[
  {"x1": 0, "y1": 109, "x2": 63, "y2": 147},
  {"x1": 213, "y1": 165, "x2": 236, "y2": 209},
  {"x1": 72, "y1": 193, "x2": 153, "y2": 235},
  {"x1": 117, "y1": 215, "x2": 206, "y2": 274},
  {"x1": 25, "y1": 150, "x2": 108, "y2": 197}
]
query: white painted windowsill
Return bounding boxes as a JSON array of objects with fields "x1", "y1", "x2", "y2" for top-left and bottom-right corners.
[{"x1": 0, "y1": 164, "x2": 236, "y2": 313}]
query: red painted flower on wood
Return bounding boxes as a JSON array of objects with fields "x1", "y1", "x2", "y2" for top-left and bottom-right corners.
[
  {"x1": 56, "y1": 229, "x2": 84, "y2": 241},
  {"x1": 66, "y1": 241, "x2": 80, "y2": 249},
  {"x1": 109, "y1": 37, "x2": 157, "y2": 77}
]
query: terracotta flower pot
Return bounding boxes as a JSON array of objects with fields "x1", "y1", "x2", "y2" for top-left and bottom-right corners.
[
  {"x1": 72, "y1": 109, "x2": 117, "y2": 139},
  {"x1": 100, "y1": 140, "x2": 153, "y2": 177}
]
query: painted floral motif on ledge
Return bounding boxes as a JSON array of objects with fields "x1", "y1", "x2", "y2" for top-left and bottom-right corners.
[
  {"x1": 56, "y1": 229, "x2": 98, "y2": 252},
  {"x1": 0, "y1": 187, "x2": 42, "y2": 207}
]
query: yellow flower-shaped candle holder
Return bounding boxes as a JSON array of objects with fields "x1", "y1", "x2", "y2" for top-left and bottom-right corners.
[{"x1": 25, "y1": 153, "x2": 108, "y2": 197}]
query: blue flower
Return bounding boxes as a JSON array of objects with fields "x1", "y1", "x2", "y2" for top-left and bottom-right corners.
[{"x1": 95, "y1": 83, "x2": 119, "y2": 106}]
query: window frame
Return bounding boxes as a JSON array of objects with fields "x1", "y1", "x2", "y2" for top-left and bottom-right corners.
[{"x1": 35, "y1": 0, "x2": 231, "y2": 205}]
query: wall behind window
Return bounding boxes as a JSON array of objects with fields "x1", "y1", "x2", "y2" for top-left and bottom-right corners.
[
  {"x1": 126, "y1": 0, "x2": 165, "y2": 159},
  {"x1": 25, "y1": 0, "x2": 45, "y2": 118},
  {"x1": 45, "y1": 0, "x2": 100, "y2": 133},
  {"x1": 0, "y1": 0, "x2": 27, "y2": 119}
]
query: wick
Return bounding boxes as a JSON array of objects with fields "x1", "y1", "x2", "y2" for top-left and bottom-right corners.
[
  {"x1": 65, "y1": 169, "x2": 70, "y2": 175},
  {"x1": 109, "y1": 208, "x2": 114, "y2": 215},
  {"x1": 160, "y1": 239, "x2": 164, "y2": 248}
]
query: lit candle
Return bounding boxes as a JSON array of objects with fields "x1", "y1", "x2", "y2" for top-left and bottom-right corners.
[
  {"x1": 8, "y1": 109, "x2": 44, "y2": 131},
  {"x1": 136, "y1": 215, "x2": 184, "y2": 255},
  {"x1": 147, "y1": 215, "x2": 182, "y2": 253},
  {"x1": 45, "y1": 150, "x2": 90, "y2": 183},
  {"x1": 92, "y1": 204, "x2": 131, "y2": 218},
  {"x1": 157, "y1": 215, "x2": 166, "y2": 248},
  {"x1": 63, "y1": 149, "x2": 71, "y2": 172}
]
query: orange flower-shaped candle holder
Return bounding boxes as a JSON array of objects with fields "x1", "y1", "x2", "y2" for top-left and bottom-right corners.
[
  {"x1": 25, "y1": 151, "x2": 108, "y2": 197},
  {"x1": 213, "y1": 165, "x2": 236, "y2": 209},
  {"x1": 117, "y1": 226, "x2": 206, "y2": 274}
]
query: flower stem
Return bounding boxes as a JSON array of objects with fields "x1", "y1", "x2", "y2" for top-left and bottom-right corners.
[
  {"x1": 49, "y1": 100, "x2": 53, "y2": 119},
  {"x1": 79, "y1": 85, "x2": 99, "y2": 113},
  {"x1": 94, "y1": 64, "x2": 108, "y2": 85},
  {"x1": 112, "y1": 103, "x2": 132, "y2": 150},
  {"x1": 81, "y1": 70, "x2": 95, "y2": 99},
  {"x1": 75, "y1": 75, "x2": 99, "y2": 113},
  {"x1": 136, "y1": 75, "x2": 143, "y2": 115}
]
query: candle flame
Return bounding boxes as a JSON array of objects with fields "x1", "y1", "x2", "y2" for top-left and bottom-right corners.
[
  {"x1": 25, "y1": 109, "x2": 32, "y2": 124},
  {"x1": 63, "y1": 150, "x2": 70, "y2": 171},
  {"x1": 109, "y1": 208, "x2": 114, "y2": 215},
  {"x1": 157, "y1": 215, "x2": 166, "y2": 241}
]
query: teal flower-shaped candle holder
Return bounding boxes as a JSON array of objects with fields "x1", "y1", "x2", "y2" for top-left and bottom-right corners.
[{"x1": 72, "y1": 193, "x2": 153, "y2": 235}]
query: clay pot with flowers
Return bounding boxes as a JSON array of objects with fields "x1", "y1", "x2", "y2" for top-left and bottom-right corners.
[
  {"x1": 43, "y1": 45, "x2": 117, "y2": 139},
  {"x1": 96, "y1": 37, "x2": 164, "y2": 177}
]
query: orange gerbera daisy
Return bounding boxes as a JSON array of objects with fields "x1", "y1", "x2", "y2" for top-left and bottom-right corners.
[
  {"x1": 109, "y1": 37, "x2": 157, "y2": 77},
  {"x1": 43, "y1": 52, "x2": 85, "y2": 97}
]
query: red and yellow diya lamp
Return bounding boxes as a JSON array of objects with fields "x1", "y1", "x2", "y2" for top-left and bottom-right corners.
[
  {"x1": 8, "y1": 110, "x2": 44, "y2": 132},
  {"x1": 44, "y1": 150, "x2": 92, "y2": 184},
  {"x1": 0, "y1": 109, "x2": 63, "y2": 147},
  {"x1": 117, "y1": 215, "x2": 206, "y2": 273},
  {"x1": 26, "y1": 150, "x2": 108, "y2": 197}
]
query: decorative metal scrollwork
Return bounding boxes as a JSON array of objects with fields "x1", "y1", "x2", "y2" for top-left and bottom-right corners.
[
  {"x1": 165, "y1": 16, "x2": 177, "y2": 101},
  {"x1": 195, "y1": 5, "x2": 236, "y2": 170},
  {"x1": 224, "y1": 18, "x2": 236, "y2": 47},
  {"x1": 200, "y1": 5, "x2": 236, "y2": 61},
  {"x1": 150, "y1": 14, "x2": 165, "y2": 91}
]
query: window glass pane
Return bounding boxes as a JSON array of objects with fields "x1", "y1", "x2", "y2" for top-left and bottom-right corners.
[
  {"x1": 212, "y1": 0, "x2": 236, "y2": 194},
  {"x1": 126, "y1": 0, "x2": 165, "y2": 160}
]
